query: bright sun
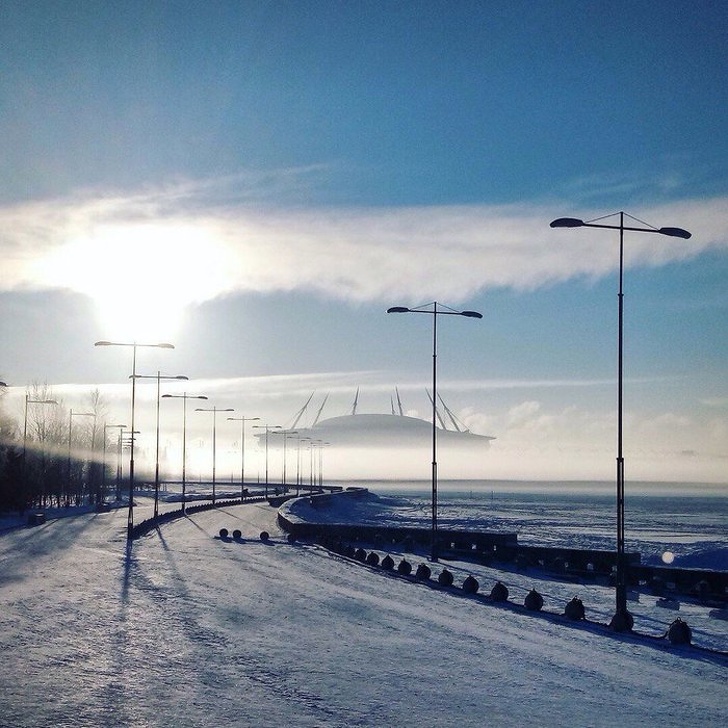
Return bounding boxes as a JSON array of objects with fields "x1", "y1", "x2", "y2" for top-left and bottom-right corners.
[{"x1": 39, "y1": 222, "x2": 235, "y2": 341}]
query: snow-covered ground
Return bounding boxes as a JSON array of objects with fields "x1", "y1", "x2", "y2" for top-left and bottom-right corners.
[{"x1": 1, "y1": 492, "x2": 726, "y2": 727}]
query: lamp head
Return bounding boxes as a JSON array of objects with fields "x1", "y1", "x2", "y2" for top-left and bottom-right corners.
[
  {"x1": 658, "y1": 226, "x2": 691, "y2": 239},
  {"x1": 460, "y1": 310, "x2": 483, "y2": 318},
  {"x1": 550, "y1": 217, "x2": 584, "y2": 228},
  {"x1": 387, "y1": 306, "x2": 410, "y2": 313}
]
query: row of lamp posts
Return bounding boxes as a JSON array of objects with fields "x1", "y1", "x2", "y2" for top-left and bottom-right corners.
[
  {"x1": 387, "y1": 210, "x2": 690, "y2": 632},
  {"x1": 92, "y1": 340, "x2": 317, "y2": 544},
  {"x1": 13, "y1": 206, "x2": 685, "y2": 629}
]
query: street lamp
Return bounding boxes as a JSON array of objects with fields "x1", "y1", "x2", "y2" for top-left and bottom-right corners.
[
  {"x1": 195, "y1": 406, "x2": 234, "y2": 505},
  {"x1": 163, "y1": 393, "x2": 208, "y2": 513},
  {"x1": 131, "y1": 372, "x2": 188, "y2": 518},
  {"x1": 115, "y1": 427, "x2": 139, "y2": 500},
  {"x1": 227, "y1": 416, "x2": 260, "y2": 502},
  {"x1": 302, "y1": 438, "x2": 323, "y2": 494},
  {"x1": 272, "y1": 430, "x2": 298, "y2": 492},
  {"x1": 94, "y1": 340, "x2": 174, "y2": 544},
  {"x1": 314, "y1": 440, "x2": 330, "y2": 490},
  {"x1": 253, "y1": 424, "x2": 282, "y2": 497},
  {"x1": 102, "y1": 423, "x2": 126, "y2": 504},
  {"x1": 550, "y1": 211, "x2": 690, "y2": 631},
  {"x1": 388, "y1": 302, "x2": 483, "y2": 562},
  {"x1": 23, "y1": 394, "x2": 58, "y2": 508},
  {"x1": 67, "y1": 409, "x2": 95, "y2": 507}
]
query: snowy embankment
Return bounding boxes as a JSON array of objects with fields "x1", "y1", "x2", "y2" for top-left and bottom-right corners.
[{"x1": 0, "y1": 494, "x2": 726, "y2": 727}]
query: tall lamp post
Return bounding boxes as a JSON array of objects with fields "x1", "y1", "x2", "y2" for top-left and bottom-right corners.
[
  {"x1": 550, "y1": 211, "x2": 690, "y2": 630},
  {"x1": 227, "y1": 416, "x2": 260, "y2": 502},
  {"x1": 23, "y1": 394, "x2": 58, "y2": 508},
  {"x1": 162, "y1": 393, "x2": 208, "y2": 513},
  {"x1": 253, "y1": 424, "x2": 282, "y2": 497},
  {"x1": 304, "y1": 438, "x2": 323, "y2": 494},
  {"x1": 102, "y1": 423, "x2": 126, "y2": 504},
  {"x1": 67, "y1": 409, "x2": 95, "y2": 506},
  {"x1": 131, "y1": 372, "x2": 188, "y2": 518},
  {"x1": 314, "y1": 440, "x2": 329, "y2": 489},
  {"x1": 272, "y1": 430, "x2": 298, "y2": 492},
  {"x1": 94, "y1": 341, "x2": 174, "y2": 544},
  {"x1": 388, "y1": 302, "x2": 482, "y2": 562},
  {"x1": 195, "y1": 405, "x2": 234, "y2": 505}
]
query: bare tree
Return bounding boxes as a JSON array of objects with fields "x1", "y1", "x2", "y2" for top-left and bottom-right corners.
[{"x1": 25, "y1": 382, "x2": 65, "y2": 508}]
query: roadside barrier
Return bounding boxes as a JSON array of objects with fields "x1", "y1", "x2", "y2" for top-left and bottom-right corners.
[{"x1": 275, "y1": 493, "x2": 718, "y2": 655}]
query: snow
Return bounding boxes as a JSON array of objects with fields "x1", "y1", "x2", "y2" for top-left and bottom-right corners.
[{"x1": 1, "y1": 491, "x2": 726, "y2": 727}]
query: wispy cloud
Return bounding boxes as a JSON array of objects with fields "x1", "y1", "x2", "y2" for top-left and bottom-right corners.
[{"x1": 2, "y1": 176, "x2": 727, "y2": 305}]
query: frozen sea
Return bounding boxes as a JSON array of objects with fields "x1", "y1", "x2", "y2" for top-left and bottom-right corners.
[
  {"x1": 328, "y1": 479, "x2": 728, "y2": 569},
  {"x1": 1, "y1": 480, "x2": 726, "y2": 727}
]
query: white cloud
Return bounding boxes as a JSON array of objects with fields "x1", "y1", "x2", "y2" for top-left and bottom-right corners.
[{"x1": 2, "y1": 179, "x2": 727, "y2": 306}]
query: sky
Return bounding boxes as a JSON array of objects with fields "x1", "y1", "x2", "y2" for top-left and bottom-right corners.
[{"x1": 1, "y1": 1, "x2": 727, "y2": 483}]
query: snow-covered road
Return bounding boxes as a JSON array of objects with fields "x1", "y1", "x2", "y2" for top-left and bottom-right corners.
[{"x1": 1, "y1": 499, "x2": 726, "y2": 727}]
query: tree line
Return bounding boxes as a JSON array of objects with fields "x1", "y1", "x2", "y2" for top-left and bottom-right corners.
[{"x1": 0, "y1": 383, "x2": 119, "y2": 513}]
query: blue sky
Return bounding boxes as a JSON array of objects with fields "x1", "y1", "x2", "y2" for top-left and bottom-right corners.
[{"x1": 1, "y1": 1, "x2": 727, "y2": 483}]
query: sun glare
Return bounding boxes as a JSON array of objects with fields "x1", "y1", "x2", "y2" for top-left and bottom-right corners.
[{"x1": 37, "y1": 222, "x2": 235, "y2": 341}]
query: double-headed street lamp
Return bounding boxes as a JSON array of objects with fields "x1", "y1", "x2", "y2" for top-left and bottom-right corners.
[
  {"x1": 550, "y1": 211, "x2": 690, "y2": 631},
  {"x1": 131, "y1": 372, "x2": 188, "y2": 518},
  {"x1": 162, "y1": 393, "x2": 208, "y2": 513},
  {"x1": 94, "y1": 340, "x2": 174, "y2": 543},
  {"x1": 23, "y1": 394, "x2": 58, "y2": 506},
  {"x1": 388, "y1": 302, "x2": 483, "y2": 562},
  {"x1": 227, "y1": 416, "x2": 260, "y2": 502},
  {"x1": 195, "y1": 405, "x2": 234, "y2": 505},
  {"x1": 253, "y1": 424, "x2": 282, "y2": 497}
]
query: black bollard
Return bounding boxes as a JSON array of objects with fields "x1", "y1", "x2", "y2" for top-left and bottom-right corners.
[
  {"x1": 366, "y1": 551, "x2": 380, "y2": 567},
  {"x1": 219, "y1": 528, "x2": 229, "y2": 539},
  {"x1": 564, "y1": 596, "x2": 585, "y2": 621},
  {"x1": 397, "y1": 559, "x2": 412, "y2": 575},
  {"x1": 259, "y1": 531, "x2": 270, "y2": 542},
  {"x1": 490, "y1": 581, "x2": 509, "y2": 602},
  {"x1": 667, "y1": 618, "x2": 692, "y2": 645},
  {"x1": 524, "y1": 589, "x2": 544, "y2": 611},
  {"x1": 438, "y1": 568, "x2": 454, "y2": 586},
  {"x1": 232, "y1": 529, "x2": 242, "y2": 540},
  {"x1": 415, "y1": 563, "x2": 431, "y2": 581},
  {"x1": 462, "y1": 575, "x2": 479, "y2": 594},
  {"x1": 381, "y1": 554, "x2": 395, "y2": 570}
]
